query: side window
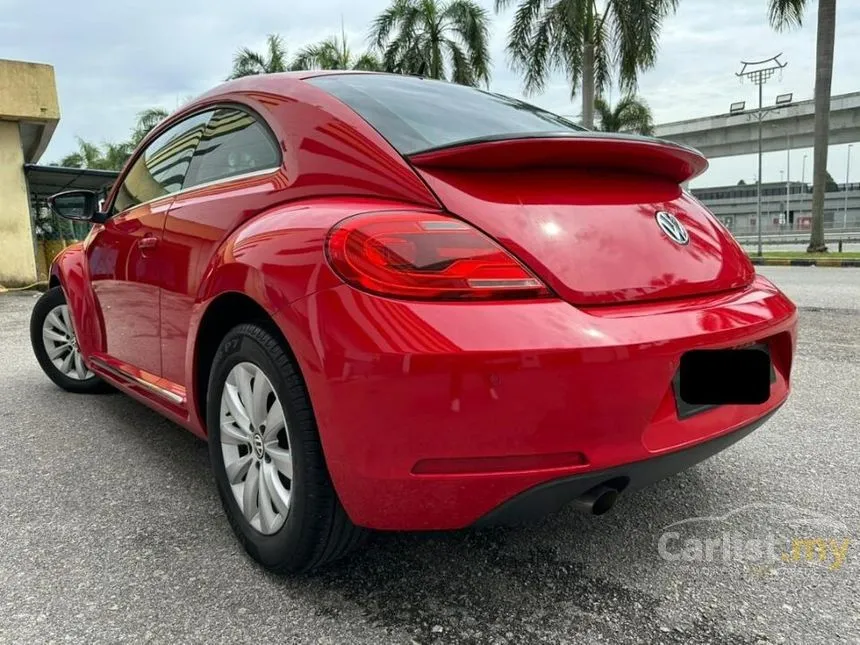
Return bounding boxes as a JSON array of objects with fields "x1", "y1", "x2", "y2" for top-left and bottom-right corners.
[
  {"x1": 183, "y1": 108, "x2": 280, "y2": 189},
  {"x1": 112, "y1": 111, "x2": 213, "y2": 213}
]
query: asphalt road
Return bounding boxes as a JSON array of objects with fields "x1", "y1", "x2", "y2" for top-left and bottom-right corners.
[{"x1": 2, "y1": 267, "x2": 858, "y2": 644}]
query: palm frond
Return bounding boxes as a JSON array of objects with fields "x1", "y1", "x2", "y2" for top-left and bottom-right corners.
[
  {"x1": 592, "y1": 13, "x2": 611, "y2": 96},
  {"x1": 444, "y1": 0, "x2": 491, "y2": 86},
  {"x1": 552, "y1": 0, "x2": 585, "y2": 99},
  {"x1": 130, "y1": 108, "x2": 168, "y2": 145},
  {"x1": 77, "y1": 139, "x2": 103, "y2": 168},
  {"x1": 371, "y1": 0, "x2": 490, "y2": 84},
  {"x1": 136, "y1": 108, "x2": 169, "y2": 132},
  {"x1": 228, "y1": 34, "x2": 288, "y2": 79},
  {"x1": 506, "y1": 0, "x2": 546, "y2": 72},
  {"x1": 610, "y1": 0, "x2": 677, "y2": 94},
  {"x1": 57, "y1": 152, "x2": 84, "y2": 169},
  {"x1": 293, "y1": 39, "x2": 337, "y2": 70},
  {"x1": 767, "y1": 0, "x2": 806, "y2": 31},
  {"x1": 229, "y1": 48, "x2": 268, "y2": 79},
  {"x1": 445, "y1": 38, "x2": 474, "y2": 85},
  {"x1": 353, "y1": 52, "x2": 382, "y2": 71},
  {"x1": 369, "y1": 0, "x2": 412, "y2": 49},
  {"x1": 593, "y1": 96, "x2": 615, "y2": 131},
  {"x1": 595, "y1": 94, "x2": 654, "y2": 134},
  {"x1": 266, "y1": 34, "x2": 288, "y2": 72}
]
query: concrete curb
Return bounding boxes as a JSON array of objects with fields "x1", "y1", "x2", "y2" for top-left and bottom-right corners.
[{"x1": 749, "y1": 257, "x2": 860, "y2": 267}]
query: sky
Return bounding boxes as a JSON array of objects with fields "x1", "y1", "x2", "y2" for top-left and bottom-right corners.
[{"x1": 1, "y1": 0, "x2": 858, "y2": 188}]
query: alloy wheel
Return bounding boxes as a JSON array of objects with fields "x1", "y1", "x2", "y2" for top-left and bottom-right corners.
[
  {"x1": 219, "y1": 362, "x2": 292, "y2": 535},
  {"x1": 41, "y1": 304, "x2": 93, "y2": 381}
]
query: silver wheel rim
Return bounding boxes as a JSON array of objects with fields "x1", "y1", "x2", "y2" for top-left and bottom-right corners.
[
  {"x1": 219, "y1": 362, "x2": 291, "y2": 535},
  {"x1": 42, "y1": 304, "x2": 93, "y2": 381}
]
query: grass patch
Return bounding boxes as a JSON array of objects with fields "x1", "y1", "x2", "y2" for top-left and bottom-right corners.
[{"x1": 747, "y1": 251, "x2": 860, "y2": 260}]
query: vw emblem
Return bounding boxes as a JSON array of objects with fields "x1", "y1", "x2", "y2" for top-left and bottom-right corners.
[
  {"x1": 655, "y1": 211, "x2": 689, "y2": 245},
  {"x1": 252, "y1": 433, "x2": 265, "y2": 459}
]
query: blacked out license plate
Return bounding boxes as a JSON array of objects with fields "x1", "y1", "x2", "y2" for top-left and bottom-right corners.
[{"x1": 678, "y1": 347, "x2": 772, "y2": 407}]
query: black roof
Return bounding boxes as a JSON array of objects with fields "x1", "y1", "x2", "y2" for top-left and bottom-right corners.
[{"x1": 24, "y1": 164, "x2": 119, "y2": 199}]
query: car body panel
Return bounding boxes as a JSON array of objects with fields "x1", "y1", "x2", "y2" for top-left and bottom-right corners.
[
  {"x1": 51, "y1": 76, "x2": 442, "y2": 427},
  {"x1": 50, "y1": 243, "x2": 102, "y2": 358},
  {"x1": 416, "y1": 166, "x2": 755, "y2": 306},
  {"x1": 85, "y1": 198, "x2": 171, "y2": 376},
  {"x1": 283, "y1": 275, "x2": 795, "y2": 529},
  {"x1": 45, "y1": 73, "x2": 798, "y2": 532}
]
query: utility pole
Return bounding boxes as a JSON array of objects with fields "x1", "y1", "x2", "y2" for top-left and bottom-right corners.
[
  {"x1": 786, "y1": 135, "x2": 791, "y2": 229},
  {"x1": 845, "y1": 144, "x2": 853, "y2": 229},
  {"x1": 736, "y1": 54, "x2": 788, "y2": 257}
]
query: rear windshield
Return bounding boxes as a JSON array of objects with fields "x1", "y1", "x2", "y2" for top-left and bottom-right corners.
[{"x1": 307, "y1": 74, "x2": 586, "y2": 155}]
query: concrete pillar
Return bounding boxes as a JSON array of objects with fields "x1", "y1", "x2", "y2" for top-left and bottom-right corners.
[
  {"x1": 0, "y1": 59, "x2": 59, "y2": 287},
  {"x1": 0, "y1": 121, "x2": 38, "y2": 286}
]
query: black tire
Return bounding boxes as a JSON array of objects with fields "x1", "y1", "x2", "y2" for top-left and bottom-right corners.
[
  {"x1": 30, "y1": 287, "x2": 111, "y2": 394},
  {"x1": 206, "y1": 323, "x2": 366, "y2": 573}
]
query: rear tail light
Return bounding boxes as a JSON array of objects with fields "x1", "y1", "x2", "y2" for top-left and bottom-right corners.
[{"x1": 325, "y1": 212, "x2": 550, "y2": 300}]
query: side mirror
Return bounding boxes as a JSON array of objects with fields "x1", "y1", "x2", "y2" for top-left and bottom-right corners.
[{"x1": 48, "y1": 190, "x2": 105, "y2": 222}]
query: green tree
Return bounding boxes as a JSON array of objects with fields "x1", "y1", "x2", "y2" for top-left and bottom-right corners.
[
  {"x1": 54, "y1": 106, "x2": 168, "y2": 170},
  {"x1": 57, "y1": 138, "x2": 130, "y2": 170},
  {"x1": 292, "y1": 30, "x2": 380, "y2": 71},
  {"x1": 495, "y1": 0, "x2": 678, "y2": 129},
  {"x1": 768, "y1": 0, "x2": 836, "y2": 252},
  {"x1": 369, "y1": 0, "x2": 491, "y2": 86},
  {"x1": 594, "y1": 95, "x2": 654, "y2": 135},
  {"x1": 131, "y1": 108, "x2": 169, "y2": 145},
  {"x1": 229, "y1": 34, "x2": 289, "y2": 79}
]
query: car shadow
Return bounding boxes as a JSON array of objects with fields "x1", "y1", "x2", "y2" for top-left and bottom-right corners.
[
  {"x1": 80, "y1": 389, "x2": 755, "y2": 644},
  {"x1": 287, "y1": 469, "x2": 757, "y2": 644}
]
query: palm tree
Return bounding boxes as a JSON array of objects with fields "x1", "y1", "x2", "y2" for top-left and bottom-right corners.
[
  {"x1": 496, "y1": 0, "x2": 678, "y2": 129},
  {"x1": 57, "y1": 138, "x2": 126, "y2": 170},
  {"x1": 768, "y1": 0, "x2": 836, "y2": 253},
  {"x1": 57, "y1": 150, "x2": 85, "y2": 169},
  {"x1": 594, "y1": 95, "x2": 654, "y2": 135},
  {"x1": 130, "y1": 108, "x2": 169, "y2": 145},
  {"x1": 101, "y1": 142, "x2": 134, "y2": 170},
  {"x1": 292, "y1": 30, "x2": 380, "y2": 71},
  {"x1": 54, "y1": 105, "x2": 168, "y2": 170},
  {"x1": 229, "y1": 34, "x2": 289, "y2": 79},
  {"x1": 369, "y1": 0, "x2": 491, "y2": 87}
]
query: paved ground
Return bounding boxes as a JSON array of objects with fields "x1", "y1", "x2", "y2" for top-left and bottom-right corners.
[{"x1": 1, "y1": 267, "x2": 858, "y2": 644}]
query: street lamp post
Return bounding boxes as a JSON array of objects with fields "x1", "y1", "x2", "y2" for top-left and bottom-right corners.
[
  {"x1": 786, "y1": 135, "x2": 791, "y2": 229},
  {"x1": 845, "y1": 144, "x2": 853, "y2": 229},
  {"x1": 802, "y1": 154, "x2": 808, "y2": 184},
  {"x1": 736, "y1": 54, "x2": 789, "y2": 257}
]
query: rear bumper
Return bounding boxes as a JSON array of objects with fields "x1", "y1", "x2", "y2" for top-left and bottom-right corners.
[
  {"x1": 475, "y1": 408, "x2": 777, "y2": 526},
  {"x1": 281, "y1": 275, "x2": 797, "y2": 531}
]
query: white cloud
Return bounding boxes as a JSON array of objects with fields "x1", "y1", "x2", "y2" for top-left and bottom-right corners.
[{"x1": 1, "y1": 0, "x2": 856, "y2": 186}]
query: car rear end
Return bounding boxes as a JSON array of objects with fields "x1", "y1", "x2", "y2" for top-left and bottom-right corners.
[{"x1": 295, "y1": 74, "x2": 797, "y2": 531}]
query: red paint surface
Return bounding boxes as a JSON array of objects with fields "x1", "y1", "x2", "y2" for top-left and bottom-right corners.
[{"x1": 50, "y1": 73, "x2": 797, "y2": 530}]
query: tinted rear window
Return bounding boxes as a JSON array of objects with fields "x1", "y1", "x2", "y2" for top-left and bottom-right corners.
[{"x1": 308, "y1": 74, "x2": 585, "y2": 154}]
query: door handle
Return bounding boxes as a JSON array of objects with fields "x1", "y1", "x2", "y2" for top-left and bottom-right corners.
[{"x1": 138, "y1": 235, "x2": 158, "y2": 250}]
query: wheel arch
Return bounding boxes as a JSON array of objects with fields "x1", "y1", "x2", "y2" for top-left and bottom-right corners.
[
  {"x1": 46, "y1": 242, "x2": 105, "y2": 358},
  {"x1": 189, "y1": 290, "x2": 302, "y2": 437}
]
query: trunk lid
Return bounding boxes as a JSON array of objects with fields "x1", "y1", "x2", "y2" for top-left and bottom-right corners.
[{"x1": 409, "y1": 134, "x2": 755, "y2": 306}]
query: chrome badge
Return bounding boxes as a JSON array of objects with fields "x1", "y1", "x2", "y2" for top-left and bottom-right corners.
[{"x1": 655, "y1": 211, "x2": 690, "y2": 245}]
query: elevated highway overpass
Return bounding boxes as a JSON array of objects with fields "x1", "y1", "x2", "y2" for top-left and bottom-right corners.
[{"x1": 654, "y1": 92, "x2": 860, "y2": 158}]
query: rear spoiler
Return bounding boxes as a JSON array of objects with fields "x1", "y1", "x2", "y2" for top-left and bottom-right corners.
[{"x1": 407, "y1": 132, "x2": 708, "y2": 184}]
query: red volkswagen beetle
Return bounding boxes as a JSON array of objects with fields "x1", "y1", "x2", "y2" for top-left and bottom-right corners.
[{"x1": 33, "y1": 72, "x2": 796, "y2": 572}]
